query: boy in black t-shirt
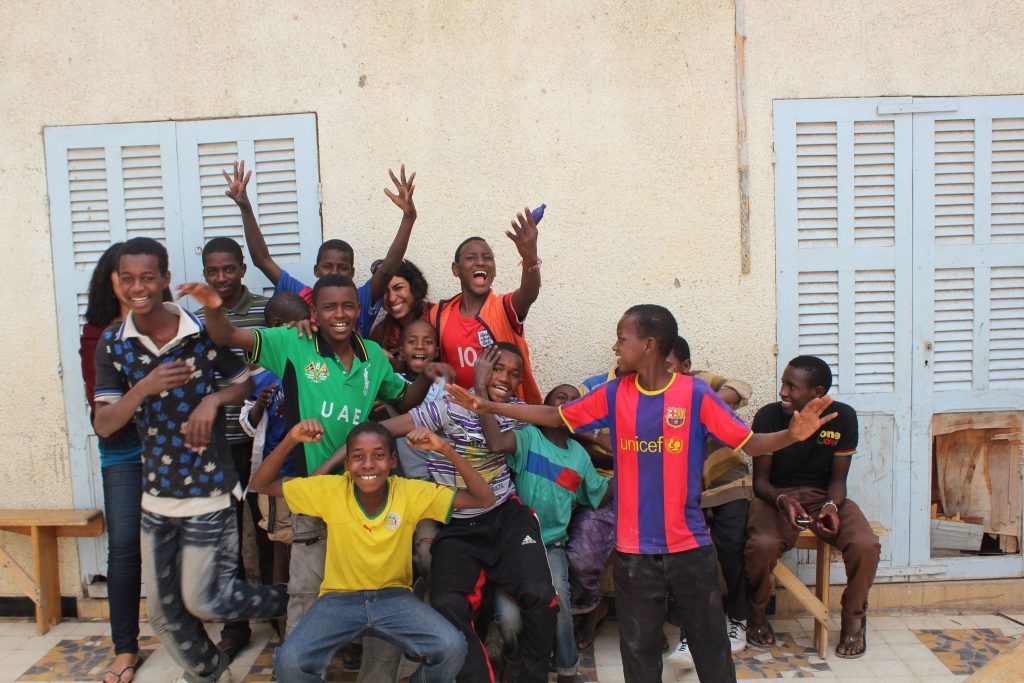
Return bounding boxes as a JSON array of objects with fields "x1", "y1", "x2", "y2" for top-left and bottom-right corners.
[{"x1": 744, "y1": 356, "x2": 880, "y2": 659}]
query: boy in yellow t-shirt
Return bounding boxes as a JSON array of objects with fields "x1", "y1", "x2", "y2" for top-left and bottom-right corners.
[{"x1": 249, "y1": 419, "x2": 495, "y2": 683}]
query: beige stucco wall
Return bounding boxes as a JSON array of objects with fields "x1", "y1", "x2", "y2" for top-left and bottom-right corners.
[{"x1": 0, "y1": 0, "x2": 1020, "y2": 597}]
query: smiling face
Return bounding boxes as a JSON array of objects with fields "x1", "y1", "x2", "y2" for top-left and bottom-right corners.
[
  {"x1": 486, "y1": 348, "x2": 524, "y2": 403},
  {"x1": 117, "y1": 253, "x2": 170, "y2": 317},
  {"x1": 202, "y1": 251, "x2": 246, "y2": 305},
  {"x1": 779, "y1": 364, "x2": 823, "y2": 416},
  {"x1": 345, "y1": 432, "x2": 396, "y2": 496},
  {"x1": 452, "y1": 239, "x2": 495, "y2": 296},
  {"x1": 400, "y1": 319, "x2": 437, "y2": 374},
  {"x1": 612, "y1": 314, "x2": 651, "y2": 374},
  {"x1": 313, "y1": 285, "x2": 360, "y2": 344},
  {"x1": 314, "y1": 248, "x2": 354, "y2": 279},
  {"x1": 384, "y1": 275, "x2": 415, "y2": 321}
]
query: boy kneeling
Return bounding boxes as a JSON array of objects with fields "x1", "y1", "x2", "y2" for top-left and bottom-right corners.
[{"x1": 250, "y1": 419, "x2": 495, "y2": 682}]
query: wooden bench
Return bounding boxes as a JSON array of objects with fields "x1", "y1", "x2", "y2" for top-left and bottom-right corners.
[
  {"x1": 0, "y1": 509, "x2": 104, "y2": 634},
  {"x1": 771, "y1": 521, "x2": 888, "y2": 658}
]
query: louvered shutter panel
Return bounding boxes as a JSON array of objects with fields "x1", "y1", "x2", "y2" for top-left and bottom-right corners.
[
  {"x1": 776, "y1": 99, "x2": 913, "y2": 572},
  {"x1": 175, "y1": 114, "x2": 321, "y2": 302},
  {"x1": 775, "y1": 100, "x2": 912, "y2": 401},
  {"x1": 918, "y1": 100, "x2": 1024, "y2": 410}
]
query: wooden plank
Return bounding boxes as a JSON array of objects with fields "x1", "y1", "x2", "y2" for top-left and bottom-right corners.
[
  {"x1": 0, "y1": 509, "x2": 102, "y2": 528},
  {"x1": 772, "y1": 561, "x2": 828, "y2": 623},
  {"x1": 0, "y1": 545, "x2": 39, "y2": 604},
  {"x1": 30, "y1": 527, "x2": 61, "y2": 635},
  {"x1": 933, "y1": 411, "x2": 1024, "y2": 437},
  {"x1": 987, "y1": 437, "x2": 1022, "y2": 538},
  {"x1": 930, "y1": 518, "x2": 985, "y2": 551},
  {"x1": 814, "y1": 537, "x2": 831, "y2": 659}
]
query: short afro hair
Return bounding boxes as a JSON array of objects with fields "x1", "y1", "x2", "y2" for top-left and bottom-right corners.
[
  {"x1": 316, "y1": 239, "x2": 354, "y2": 264},
  {"x1": 264, "y1": 290, "x2": 310, "y2": 326},
  {"x1": 670, "y1": 336, "x2": 691, "y2": 363},
  {"x1": 201, "y1": 237, "x2": 244, "y2": 266},
  {"x1": 787, "y1": 355, "x2": 834, "y2": 393},
  {"x1": 311, "y1": 274, "x2": 359, "y2": 304},
  {"x1": 346, "y1": 421, "x2": 397, "y2": 455},
  {"x1": 118, "y1": 237, "x2": 169, "y2": 275},
  {"x1": 623, "y1": 304, "x2": 678, "y2": 357}
]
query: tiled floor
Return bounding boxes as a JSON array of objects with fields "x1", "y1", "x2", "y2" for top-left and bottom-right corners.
[{"x1": 0, "y1": 612, "x2": 1020, "y2": 682}]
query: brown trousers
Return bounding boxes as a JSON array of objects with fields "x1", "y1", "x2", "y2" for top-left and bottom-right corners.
[{"x1": 745, "y1": 487, "x2": 880, "y2": 620}]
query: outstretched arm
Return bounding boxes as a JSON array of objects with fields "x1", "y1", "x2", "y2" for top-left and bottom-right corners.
[
  {"x1": 368, "y1": 166, "x2": 417, "y2": 302},
  {"x1": 223, "y1": 160, "x2": 283, "y2": 285},
  {"x1": 392, "y1": 362, "x2": 455, "y2": 413},
  {"x1": 508, "y1": 207, "x2": 541, "y2": 321},
  {"x1": 743, "y1": 396, "x2": 838, "y2": 457},
  {"x1": 407, "y1": 428, "x2": 496, "y2": 510},
  {"x1": 176, "y1": 283, "x2": 255, "y2": 352},
  {"x1": 251, "y1": 419, "x2": 324, "y2": 498},
  {"x1": 446, "y1": 384, "x2": 563, "y2": 428}
]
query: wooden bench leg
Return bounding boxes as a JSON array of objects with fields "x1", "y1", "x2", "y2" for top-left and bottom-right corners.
[
  {"x1": 31, "y1": 527, "x2": 61, "y2": 635},
  {"x1": 814, "y1": 539, "x2": 831, "y2": 659}
]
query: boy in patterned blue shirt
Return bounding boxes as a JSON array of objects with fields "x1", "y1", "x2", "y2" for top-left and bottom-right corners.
[{"x1": 93, "y1": 238, "x2": 287, "y2": 683}]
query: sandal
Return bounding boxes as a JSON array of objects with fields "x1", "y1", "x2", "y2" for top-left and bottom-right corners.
[
  {"x1": 574, "y1": 601, "x2": 609, "y2": 651},
  {"x1": 835, "y1": 615, "x2": 867, "y2": 659},
  {"x1": 100, "y1": 660, "x2": 138, "y2": 683},
  {"x1": 746, "y1": 619, "x2": 776, "y2": 647}
]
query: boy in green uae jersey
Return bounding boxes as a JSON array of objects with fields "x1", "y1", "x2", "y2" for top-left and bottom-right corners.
[{"x1": 178, "y1": 274, "x2": 453, "y2": 681}]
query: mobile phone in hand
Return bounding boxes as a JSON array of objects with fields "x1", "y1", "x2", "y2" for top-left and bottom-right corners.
[{"x1": 796, "y1": 515, "x2": 812, "y2": 527}]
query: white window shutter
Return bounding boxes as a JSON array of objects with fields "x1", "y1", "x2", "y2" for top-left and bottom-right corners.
[
  {"x1": 775, "y1": 100, "x2": 913, "y2": 400},
  {"x1": 175, "y1": 114, "x2": 321, "y2": 300},
  {"x1": 917, "y1": 101, "x2": 1024, "y2": 409}
]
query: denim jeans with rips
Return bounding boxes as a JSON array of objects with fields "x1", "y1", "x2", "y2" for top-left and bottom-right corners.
[
  {"x1": 140, "y1": 507, "x2": 288, "y2": 683},
  {"x1": 274, "y1": 588, "x2": 467, "y2": 683}
]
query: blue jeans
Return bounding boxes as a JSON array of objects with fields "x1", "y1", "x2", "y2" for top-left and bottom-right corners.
[
  {"x1": 496, "y1": 543, "x2": 577, "y2": 676},
  {"x1": 274, "y1": 588, "x2": 467, "y2": 683},
  {"x1": 101, "y1": 463, "x2": 142, "y2": 655},
  {"x1": 140, "y1": 507, "x2": 288, "y2": 683}
]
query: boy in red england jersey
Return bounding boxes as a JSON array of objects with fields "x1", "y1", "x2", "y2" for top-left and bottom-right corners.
[
  {"x1": 447, "y1": 304, "x2": 837, "y2": 683},
  {"x1": 431, "y1": 205, "x2": 545, "y2": 404}
]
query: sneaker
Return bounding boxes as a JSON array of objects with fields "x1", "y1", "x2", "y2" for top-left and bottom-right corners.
[
  {"x1": 727, "y1": 617, "x2": 747, "y2": 653},
  {"x1": 666, "y1": 637, "x2": 693, "y2": 669}
]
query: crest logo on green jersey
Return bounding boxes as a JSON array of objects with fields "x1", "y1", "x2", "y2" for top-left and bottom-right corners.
[{"x1": 304, "y1": 360, "x2": 330, "y2": 384}]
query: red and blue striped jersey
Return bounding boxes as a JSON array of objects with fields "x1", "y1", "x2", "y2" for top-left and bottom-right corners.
[{"x1": 558, "y1": 373, "x2": 752, "y2": 554}]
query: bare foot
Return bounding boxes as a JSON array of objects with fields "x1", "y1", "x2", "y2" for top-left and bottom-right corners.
[{"x1": 575, "y1": 599, "x2": 609, "y2": 650}]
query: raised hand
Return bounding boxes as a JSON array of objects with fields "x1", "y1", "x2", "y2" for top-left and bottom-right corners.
[
  {"x1": 384, "y1": 164, "x2": 416, "y2": 218},
  {"x1": 406, "y1": 427, "x2": 449, "y2": 453},
  {"x1": 138, "y1": 360, "x2": 192, "y2": 397},
  {"x1": 222, "y1": 160, "x2": 252, "y2": 208},
  {"x1": 787, "y1": 395, "x2": 838, "y2": 442},
  {"x1": 176, "y1": 283, "x2": 223, "y2": 310},
  {"x1": 289, "y1": 419, "x2": 325, "y2": 444},
  {"x1": 446, "y1": 384, "x2": 491, "y2": 413},
  {"x1": 472, "y1": 345, "x2": 500, "y2": 392},
  {"x1": 507, "y1": 206, "x2": 539, "y2": 260}
]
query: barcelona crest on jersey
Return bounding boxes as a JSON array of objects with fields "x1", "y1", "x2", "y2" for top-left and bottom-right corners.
[{"x1": 665, "y1": 407, "x2": 687, "y2": 428}]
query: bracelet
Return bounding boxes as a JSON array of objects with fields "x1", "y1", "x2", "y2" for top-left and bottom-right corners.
[
  {"x1": 519, "y1": 257, "x2": 542, "y2": 272},
  {"x1": 776, "y1": 494, "x2": 787, "y2": 510},
  {"x1": 823, "y1": 500, "x2": 838, "y2": 512}
]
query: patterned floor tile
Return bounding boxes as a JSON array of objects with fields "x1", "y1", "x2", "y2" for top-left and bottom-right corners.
[
  {"x1": 912, "y1": 628, "x2": 1021, "y2": 675},
  {"x1": 733, "y1": 632, "x2": 832, "y2": 679},
  {"x1": 16, "y1": 636, "x2": 160, "y2": 681}
]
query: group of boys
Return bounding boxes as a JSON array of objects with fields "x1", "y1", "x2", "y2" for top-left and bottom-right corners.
[{"x1": 92, "y1": 162, "x2": 880, "y2": 683}]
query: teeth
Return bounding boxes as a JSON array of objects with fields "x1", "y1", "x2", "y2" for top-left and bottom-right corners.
[{"x1": 360, "y1": 475, "x2": 378, "y2": 480}]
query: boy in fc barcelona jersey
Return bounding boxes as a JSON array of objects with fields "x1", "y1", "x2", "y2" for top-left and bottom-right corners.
[{"x1": 446, "y1": 304, "x2": 838, "y2": 683}]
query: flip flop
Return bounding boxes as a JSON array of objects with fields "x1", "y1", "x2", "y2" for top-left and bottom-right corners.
[
  {"x1": 100, "y1": 661, "x2": 137, "y2": 683},
  {"x1": 746, "y1": 620, "x2": 776, "y2": 647},
  {"x1": 574, "y1": 605, "x2": 609, "y2": 651},
  {"x1": 835, "y1": 615, "x2": 867, "y2": 659}
]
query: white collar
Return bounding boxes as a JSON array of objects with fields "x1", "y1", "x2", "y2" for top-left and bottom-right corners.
[{"x1": 120, "y1": 302, "x2": 202, "y2": 356}]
